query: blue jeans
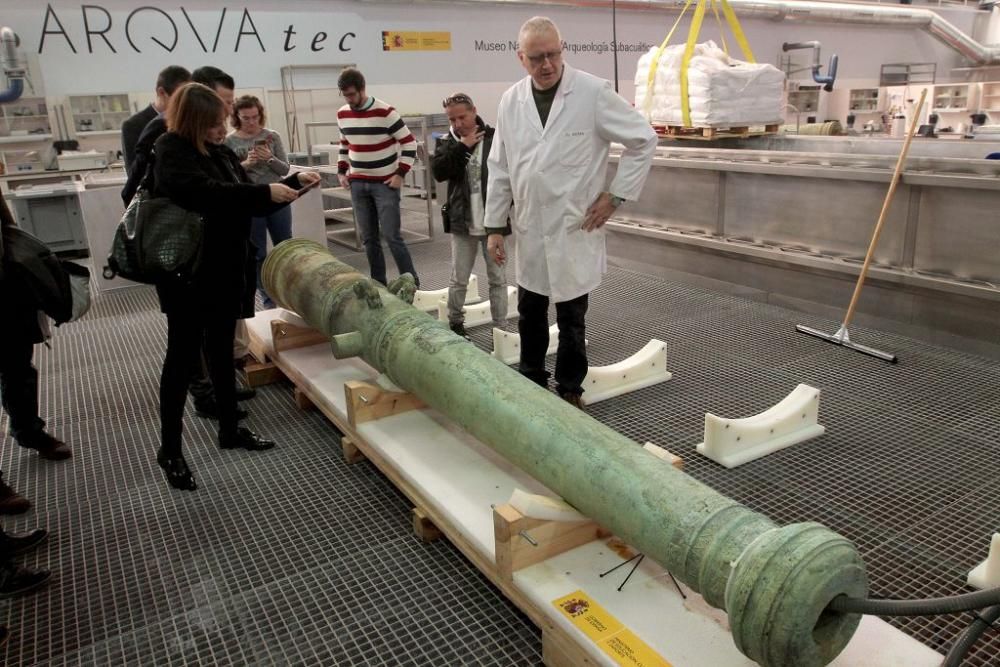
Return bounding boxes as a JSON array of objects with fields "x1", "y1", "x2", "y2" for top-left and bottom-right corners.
[
  {"x1": 350, "y1": 180, "x2": 419, "y2": 286},
  {"x1": 251, "y1": 205, "x2": 293, "y2": 306}
]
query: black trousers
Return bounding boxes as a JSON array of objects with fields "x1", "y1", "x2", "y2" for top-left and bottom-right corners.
[
  {"x1": 160, "y1": 311, "x2": 238, "y2": 454},
  {"x1": 0, "y1": 338, "x2": 44, "y2": 441},
  {"x1": 517, "y1": 286, "x2": 589, "y2": 397}
]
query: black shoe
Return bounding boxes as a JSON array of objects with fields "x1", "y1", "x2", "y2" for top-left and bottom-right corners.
[
  {"x1": 1, "y1": 529, "x2": 47, "y2": 556},
  {"x1": 559, "y1": 391, "x2": 585, "y2": 410},
  {"x1": 235, "y1": 384, "x2": 257, "y2": 402},
  {"x1": 194, "y1": 400, "x2": 248, "y2": 421},
  {"x1": 0, "y1": 562, "x2": 51, "y2": 598},
  {"x1": 449, "y1": 322, "x2": 471, "y2": 340},
  {"x1": 16, "y1": 431, "x2": 72, "y2": 461},
  {"x1": 219, "y1": 427, "x2": 275, "y2": 451},
  {"x1": 156, "y1": 448, "x2": 197, "y2": 491},
  {"x1": 0, "y1": 475, "x2": 29, "y2": 515}
]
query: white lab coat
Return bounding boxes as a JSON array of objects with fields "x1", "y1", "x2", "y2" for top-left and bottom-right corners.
[{"x1": 485, "y1": 64, "x2": 657, "y2": 303}]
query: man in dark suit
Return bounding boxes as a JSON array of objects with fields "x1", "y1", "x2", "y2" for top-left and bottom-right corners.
[{"x1": 120, "y1": 65, "x2": 190, "y2": 177}]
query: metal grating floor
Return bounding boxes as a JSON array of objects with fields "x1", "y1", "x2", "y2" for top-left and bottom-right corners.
[{"x1": 1, "y1": 233, "x2": 997, "y2": 665}]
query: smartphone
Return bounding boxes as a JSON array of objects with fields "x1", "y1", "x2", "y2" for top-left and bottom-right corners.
[
  {"x1": 296, "y1": 178, "x2": 322, "y2": 196},
  {"x1": 254, "y1": 138, "x2": 269, "y2": 147}
]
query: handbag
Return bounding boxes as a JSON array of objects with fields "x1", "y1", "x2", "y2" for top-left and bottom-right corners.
[{"x1": 103, "y1": 160, "x2": 204, "y2": 285}]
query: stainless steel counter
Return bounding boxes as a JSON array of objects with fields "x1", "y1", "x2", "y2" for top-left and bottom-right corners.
[{"x1": 606, "y1": 137, "x2": 1000, "y2": 356}]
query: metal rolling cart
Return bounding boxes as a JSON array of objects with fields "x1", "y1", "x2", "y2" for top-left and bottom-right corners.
[{"x1": 322, "y1": 114, "x2": 437, "y2": 252}]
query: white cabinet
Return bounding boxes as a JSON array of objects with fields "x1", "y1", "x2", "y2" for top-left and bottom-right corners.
[
  {"x1": 62, "y1": 93, "x2": 132, "y2": 137},
  {"x1": 0, "y1": 97, "x2": 53, "y2": 143},
  {"x1": 847, "y1": 88, "x2": 881, "y2": 114},
  {"x1": 979, "y1": 82, "x2": 1000, "y2": 114},
  {"x1": 931, "y1": 83, "x2": 978, "y2": 113}
]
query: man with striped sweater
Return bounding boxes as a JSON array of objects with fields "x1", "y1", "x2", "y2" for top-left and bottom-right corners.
[{"x1": 336, "y1": 68, "x2": 420, "y2": 286}]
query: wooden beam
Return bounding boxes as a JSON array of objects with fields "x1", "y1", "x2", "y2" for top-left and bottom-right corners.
[
  {"x1": 294, "y1": 387, "x2": 316, "y2": 411},
  {"x1": 493, "y1": 503, "x2": 603, "y2": 584},
  {"x1": 412, "y1": 507, "x2": 442, "y2": 543},
  {"x1": 244, "y1": 361, "x2": 284, "y2": 387},
  {"x1": 344, "y1": 380, "x2": 425, "y2": 428},
  {"x1": 270, "y1": 319, "x2": 329, "y2": 354},
  {"x1": 341, "y1": 436, "x2": 366, "y2": 465}
]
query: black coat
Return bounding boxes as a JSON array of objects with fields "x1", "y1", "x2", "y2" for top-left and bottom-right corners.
[
  {"x1": 151, "y1": 132, "x2": 300, "y2": 318},
  {"x1": 430, "y1": 118, "x2": 511, "y2": 236},
  {"x1": 121, "y1": 104, "x2": 157, "y2": 177},
  {"x1": 121, "y1": 116, "x2": 166, "y2": 206}
]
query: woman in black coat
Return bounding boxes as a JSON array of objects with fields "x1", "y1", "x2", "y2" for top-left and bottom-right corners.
[{"x1": 152, "y1": 82, "x2": 320, "y2": 491}]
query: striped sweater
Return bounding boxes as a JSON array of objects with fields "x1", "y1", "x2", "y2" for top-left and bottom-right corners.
[{"x1": 336, "y1": 98, "x2": 416, "y2": 181}]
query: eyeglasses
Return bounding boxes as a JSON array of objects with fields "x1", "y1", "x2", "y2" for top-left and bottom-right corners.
[
  {"x1": 237, "y1": 114, "x2": 260, "y2": 122},
  {"x1": 442, "y1": 94, "x2": 473, "y2": 108},
  {"x1": 525, "y1": 50, "x2": 562, "y2": 66}
]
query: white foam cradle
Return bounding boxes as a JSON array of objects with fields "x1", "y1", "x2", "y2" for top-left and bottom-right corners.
[
  {"x1": 437, "y1": 285, "x2": 517, "y2": 327},
  {"x1": 580, "y1": 339, "x2": 671, "y2": 406},
  {"x1": 243, "y1": 311, "x2": 941, "y2": 666},
  {"x1": 412, "y1": 274, "x2": 479, "y2": 311},
  {"x1": 696, "y1": 384, "x2": 825, "y2": 469},
  {"x1": 967, "y1": 533, "x2": 1000, "y2": 590},
  {"x1": 492, "y1": 324, "x2": 560, "y2": 365}
]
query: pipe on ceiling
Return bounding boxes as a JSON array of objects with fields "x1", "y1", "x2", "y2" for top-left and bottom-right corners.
[{"x1": 374, "y1": 0, "x2": 1000, "y2": 65}]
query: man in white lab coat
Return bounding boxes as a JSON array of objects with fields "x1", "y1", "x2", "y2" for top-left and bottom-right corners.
[{"x1": 484, "y1": 16, "x2": 657, "y2": 407}]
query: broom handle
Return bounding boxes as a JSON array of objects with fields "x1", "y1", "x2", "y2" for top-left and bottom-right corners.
[{"x1": 841, "y1": 88, "x2": 926, "y2": 330}]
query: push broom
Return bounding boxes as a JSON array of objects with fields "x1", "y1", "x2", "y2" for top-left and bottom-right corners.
[{"x1": 796, "y1": 88, "x2": 927, "y2": 364}]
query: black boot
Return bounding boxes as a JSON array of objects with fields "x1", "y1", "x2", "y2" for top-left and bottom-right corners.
[
  {"x1": 0, "y1": 528, "x2": 47, "y2": 556},
  {"x1": 219, "y1": 427, "x2": 275, "y2": 451},
  {"x1": 156, "y1": 447, "x2": 197, "y2": 491},
  {"x1": 0, "y1": 561, "x2": 51, "y2": 598},
  {"x1": 0, "y1": 474, "x2": 29, "y2": 515}
]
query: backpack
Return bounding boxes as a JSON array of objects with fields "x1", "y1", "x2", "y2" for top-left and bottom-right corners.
[{"x1": 1, "y1": 225, "x2": 91, "y2": 325}]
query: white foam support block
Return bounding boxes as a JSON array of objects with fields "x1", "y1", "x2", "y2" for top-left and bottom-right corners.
[
  {"x1": 968, "y1": 533, "x2": 1000, "y2": 590},
  {"x1": 696, "y1": 384, "x2": 825, "y2": 469},
  {"x1": 492, "y1": 324, "x2": 561, "y2": 365},
  {"x1": 437, "y1": 285, "x2": 517, "y2": 327},
  {"x1": 580, "y1": 340, "x2": 671, "y2": 406},
  {"x1": 412, "y1": 275, "x2": 479, "y2": 311}
]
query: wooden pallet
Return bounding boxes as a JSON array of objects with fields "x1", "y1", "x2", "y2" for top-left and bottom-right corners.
[
  {"x1": 242, "y1": 311, "x2": 944, "y2": 667},
  {"x1": 654, "y1": 123, "x2": 779, "y2": 141}
]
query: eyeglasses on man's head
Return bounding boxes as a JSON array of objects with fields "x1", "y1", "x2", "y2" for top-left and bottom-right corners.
[{"x1": 443, "y1": 94, "x2": 473, "y2": 108}]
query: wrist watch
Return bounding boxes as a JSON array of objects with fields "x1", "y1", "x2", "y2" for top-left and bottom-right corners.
[{"x1": 609, "y1": 194, "x2": 626, "y2": 208}]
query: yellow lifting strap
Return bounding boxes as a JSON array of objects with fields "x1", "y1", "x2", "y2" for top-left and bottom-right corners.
[
  {"x1": 642, "y1": 0, "x2": 695, "y2": 120},
  {"x1": 678, "y1": 0, "x2": 757, "y2": 127}
]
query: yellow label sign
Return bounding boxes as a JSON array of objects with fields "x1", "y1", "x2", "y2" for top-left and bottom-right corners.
[
  {"x1": 553, "y1": 591, "x2": 672, "y2": 667},
  {"x1": 381, "y1": 31, "x2": 451, "y2": 51}
]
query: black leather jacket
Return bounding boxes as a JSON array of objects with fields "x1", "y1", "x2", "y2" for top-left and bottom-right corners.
[{"x1": 430, "y1": 118, "x2": 510, "y2": 236}]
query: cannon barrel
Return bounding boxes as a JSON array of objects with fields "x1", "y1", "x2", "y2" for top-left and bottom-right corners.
[{"x1": 263, "y1": 239, "x2": 868, "y2": 667}]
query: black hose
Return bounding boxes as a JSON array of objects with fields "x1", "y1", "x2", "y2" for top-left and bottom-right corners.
[
  {"x1": 941, "y1": 605, "x2": 1000, "y2": 667},
  {"x1": 827, "y1": 587, "x2": 1000, "y2": 616}
]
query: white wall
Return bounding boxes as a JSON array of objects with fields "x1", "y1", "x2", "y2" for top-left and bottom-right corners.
[{"x1": 1, "y1": 1, "x2": 985, "y2": 129}]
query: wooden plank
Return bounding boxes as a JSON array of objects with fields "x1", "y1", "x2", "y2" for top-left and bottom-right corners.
[
  {"x1": 244, "y1": 361, "x2": 284, "y2": 387},
  {"x1": 248, "y1": 333, "x2": 271, "y2": 365},
  {"x1": 294, "y1": 387, "x2": 316, "y2": 411},
  {"x1": 270, "y1": 319, "x2": 329, "y2": 354},
  {"x1": 543, "y1": 629, "x2": 601, "y2": 667},
  {"x1": 341, "y1": 436, "x2": 366, "y2": 464},
  {"x1": 412, "y1": 507, "x2": 442, "y2": 543},
  {"x1": 493, "y1": 504, "x2": 604, "y2": 584},
  {"x1": 344, "y1": 379, "x2": 425, "y2": 428}
]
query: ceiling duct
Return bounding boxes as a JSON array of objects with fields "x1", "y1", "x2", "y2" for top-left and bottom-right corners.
[{"x1": 377, "y1": 0, "x2": 1000, "y2": 65}]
